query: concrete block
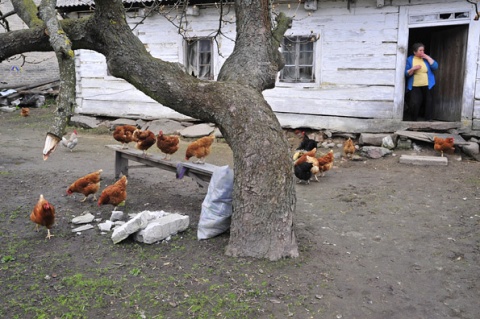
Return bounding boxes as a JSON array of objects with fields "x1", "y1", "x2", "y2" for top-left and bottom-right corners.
[
  {"x1": 396, "y1": 138, "x2": 412, "y2": 150},
  {"x1": 399, "y1": 155, "x2": 448, "y2": 166},
  {"x1": 134, "y1": 213, "x2": 189, "y2": 244},
  {"x1": 111, "y1": 211, "x2": 150, "y2": 244}
]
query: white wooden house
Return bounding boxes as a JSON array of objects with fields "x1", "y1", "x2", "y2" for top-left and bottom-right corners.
[{"x1": 57, "y1": 0, "x2": 480, "y2": 133}]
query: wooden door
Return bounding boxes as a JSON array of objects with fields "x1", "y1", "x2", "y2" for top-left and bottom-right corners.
[{"x1": 429, "y1": 25, "x2": 468, "y2": 121}]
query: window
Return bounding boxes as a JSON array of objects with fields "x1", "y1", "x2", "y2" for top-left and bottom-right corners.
[
  {"x1": 185, "y1": 38, "x2": 213, "y2": 80},
  {"x1": 280, "y1": 36, "x2": 315, "y2": 83}
]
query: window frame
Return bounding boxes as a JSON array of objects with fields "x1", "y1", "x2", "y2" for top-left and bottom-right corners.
[
  {"x1": 185, "y1": 37, "x2": 214, "y2": 80},
  {"x1": 279, "y1": 35, "x2": 316, "y2": 84}
]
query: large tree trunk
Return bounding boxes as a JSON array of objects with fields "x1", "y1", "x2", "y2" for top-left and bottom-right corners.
[{"x1": 0, "y1": 0, "x2": 298, "y2": 260}]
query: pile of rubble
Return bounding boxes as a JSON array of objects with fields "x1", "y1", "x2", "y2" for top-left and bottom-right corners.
[{"x1": 71, "y1": 210, "x2": 189, "y2": 244}]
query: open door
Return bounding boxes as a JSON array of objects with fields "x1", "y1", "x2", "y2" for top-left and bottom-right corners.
[
  {"x1": 429, "y1": 25, "x2": 468, "y2": 121},
  {"x1": 407, "y1": 24, "x2": 468, "y2": 121}
]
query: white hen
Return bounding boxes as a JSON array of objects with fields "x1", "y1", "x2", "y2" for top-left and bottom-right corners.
[{"x1": 62, "y1": 130, "x2": 78, "y2": 151}]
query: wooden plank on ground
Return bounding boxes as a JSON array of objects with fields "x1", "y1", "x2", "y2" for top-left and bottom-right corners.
[{"x1": 394, "y1": 131, "x2": 468, "y2": 145}]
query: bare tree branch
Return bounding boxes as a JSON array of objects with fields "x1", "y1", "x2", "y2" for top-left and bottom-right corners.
[{"x1": 38, "y1": 0, "x2": 77, "y2": 159}]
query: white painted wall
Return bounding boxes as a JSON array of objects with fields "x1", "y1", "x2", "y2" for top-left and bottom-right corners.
[{"x1": 71, "y1": 0, "x2": 480, "y2": 132}]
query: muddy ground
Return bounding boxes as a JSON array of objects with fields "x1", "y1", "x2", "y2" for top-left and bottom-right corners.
[{"x1": 0, "y1": 106, "x2": 479, "y2": 319}]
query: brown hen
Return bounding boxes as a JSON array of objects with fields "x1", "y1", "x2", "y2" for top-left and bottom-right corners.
[
  {"x1": 156, "y1": 130, "x2": 179, "y2": 160},
  {"x1": 113, "y1": 125, "x2": 137, "y2": 149},
  {"x1": 433, "y1": 136, "x2": 455, "y2": 157},
  {"x1": 30, "y1": 194, "x2": 55, "y2": 239},
  {"x1": 185, "y1": 134, "x2": 215, "y2": 164},
  {"x1": 316, "y1": 150, "x2": 334, "y2": 178},
  {"x1": 343, "y1": 138, "x2": 355, "y2": 159},
  {"x1": 67, "y1": 169, "x2": 103, "y2": 202},
  {"x1": 21, "y1": 107, "x2": 30, "y2": 117},
  {"x1": 97, "y1": 176, "x2": 128, "y2": 211},
  {"x1": 293, "y1": 148, "x2": 317, "y2": 166},
  {"x1": 133, "y1": 129, "x2": 156, "y2": 157}
]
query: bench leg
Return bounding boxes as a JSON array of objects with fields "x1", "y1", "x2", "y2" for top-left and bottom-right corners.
[{"x1": 115, "y1": 152, "x2": 129, "y2": 178}]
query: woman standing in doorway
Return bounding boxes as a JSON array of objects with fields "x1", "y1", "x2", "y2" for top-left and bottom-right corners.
[{"x1": 405, "y1": 43, "x2": 439, "y2": 121}]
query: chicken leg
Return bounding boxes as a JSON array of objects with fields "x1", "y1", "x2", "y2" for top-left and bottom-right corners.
[{"x1": 46, "y1": 229, "x2": 54, "y2": 239}]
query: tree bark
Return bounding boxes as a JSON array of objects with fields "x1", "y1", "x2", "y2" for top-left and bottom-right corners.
[
  {"x1": 39, "y1": 0, "x2": 77, "y2": 156},
  {"x1": 0, "y1": 0, "x2": 299, "y2": 260}
]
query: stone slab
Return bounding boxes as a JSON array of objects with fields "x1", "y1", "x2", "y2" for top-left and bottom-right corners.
[{"x1": 399, "y1": 155, "x2": 448, "y2": 166}]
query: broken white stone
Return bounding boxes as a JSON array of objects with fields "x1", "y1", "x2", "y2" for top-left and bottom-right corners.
[
  {"x1": 134, "y1": 213, "x2": 189, "y2": 244},
  {"x1": 111, "y1": 211, "x2": 151, "y2": 244},
  {"x1": 72, "y1": 224, "x2": 94, "y2": 232},
  {"x1": 72, "y1": 213, "x2": 95, "y2": 224},
  {"x1": 110, "y1": 211, "x2": 124, "y2": 222},
  {"x1": 98, "y1": 220, "x2": 114, "y2": 232},
  {"x1": 382, "y1": 135, "x2": 395, "y2": 150}
]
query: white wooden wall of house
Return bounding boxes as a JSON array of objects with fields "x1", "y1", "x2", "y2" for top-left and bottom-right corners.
[{"x1": 73, "y1": 0, "x2": 480, "y2": 133}]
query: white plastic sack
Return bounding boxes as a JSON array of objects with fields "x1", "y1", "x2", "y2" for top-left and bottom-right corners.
[{"x1": 197, "y1": 165, "x2": 234, "y2": 240}]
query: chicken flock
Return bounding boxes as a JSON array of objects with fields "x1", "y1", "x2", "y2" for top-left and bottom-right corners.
[
  {"x1": 293, "y1": 130, "x2": 338, "y2": 185},
  {"x1": 30, "y1": 125, "x2": 217, "y2": 239},
  {"x1": 30, "y1": 123, "x2": 456, "y2": 238}
]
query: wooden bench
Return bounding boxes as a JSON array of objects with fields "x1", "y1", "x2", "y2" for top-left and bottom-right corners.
[{"x1": 105, "y1": 145, "x2": 219, "y2": 188}]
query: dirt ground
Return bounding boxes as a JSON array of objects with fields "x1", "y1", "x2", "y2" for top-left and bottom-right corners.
[{"x1": 1, "y1": 106, "x2": 479, "y2": 319}]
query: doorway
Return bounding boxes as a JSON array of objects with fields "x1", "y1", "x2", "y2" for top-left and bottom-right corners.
[{"x1": 403, "y1": 24, "x2": 468, "y2": 121}]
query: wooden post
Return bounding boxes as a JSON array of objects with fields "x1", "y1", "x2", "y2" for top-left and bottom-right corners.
[{"x1": 115, "y1": 151, "x2": 129, "y2": 178}]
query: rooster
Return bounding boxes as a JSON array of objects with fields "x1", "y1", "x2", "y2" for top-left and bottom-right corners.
[
  {"x1": 156, "y1": 130, "x2": 179, "y2": 160},
  {"x1": 67, "y1": 169, "x2": 103, "y2": 202},
  {"x1": 433, "y1": 136, "x2": 455, "y2": 157},
  {"x1": 30, "y1": 194, "x2": 55, "y2": 239},
  {"x1": 343, "y1": 138, "x2": 356, "y2": 159},
  {"x1": 133, "y1": 129, "x2": 156, "y2": 157},
  {"x1": 61, "y1": 130, "x2": 78, "y2": 152},
  {"x1": 98, "y1": 176, "x2": 128, "y2": 211},
  {"x1": 185, "y1": 134, "x2": 215, "y2": 164},
  {"x1": 113, "y1": 125, "x2": 137, "y2": 149},
  {"x1": 295, "y1": 130, "x2": 318, "y2": 152}
]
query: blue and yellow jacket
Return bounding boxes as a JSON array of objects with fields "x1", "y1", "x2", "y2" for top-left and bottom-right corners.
[{"x1": 405, "y1": 55, "x2": 438, "y2": 91}]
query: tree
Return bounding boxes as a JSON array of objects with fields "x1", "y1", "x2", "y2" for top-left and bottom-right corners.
[{"x1": 0, "y1": 0, "x2": 298, "y2": 260}]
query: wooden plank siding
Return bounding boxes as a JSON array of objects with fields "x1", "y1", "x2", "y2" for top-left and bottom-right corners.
[{"x1": 71, "y1": 0, "x2": 480, "y2": 133}]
